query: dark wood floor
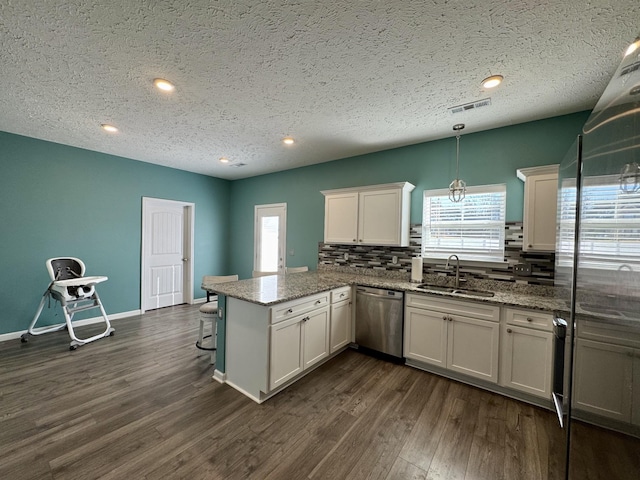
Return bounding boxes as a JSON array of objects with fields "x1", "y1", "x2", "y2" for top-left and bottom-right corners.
[{"x1": 1, "y1": 304, "x2": 638, "y2": 479}]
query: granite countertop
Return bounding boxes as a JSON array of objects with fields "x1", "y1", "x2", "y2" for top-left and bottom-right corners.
[{"x1": 202, "y1": 271, "x2": 569, "y2": 314}]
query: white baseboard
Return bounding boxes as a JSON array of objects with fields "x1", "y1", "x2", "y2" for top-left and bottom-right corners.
[
  {"x1": 212, "y1": 369, "x2": 227, "y2": 383},
  {"x1": 193, "y1": 297, "x2": 207, "y2": 305},
  {"x1": 0, "y1": 309, "x2": 142, "y2": 344}
]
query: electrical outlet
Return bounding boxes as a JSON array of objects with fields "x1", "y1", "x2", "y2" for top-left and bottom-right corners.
[
  {"x1": 513, "y1": 263, "x2": 532, "y2": 276},
  {"x1": 392, "y1": 256, "x2": 398, "y2": 264}
]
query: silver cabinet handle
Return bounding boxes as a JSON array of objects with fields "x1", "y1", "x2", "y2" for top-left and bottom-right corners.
[
  {"x1": 287, "y1": 308, "x2": 293, "y2": 313},
  {"x1": 526, "y1": 317, "x2": 533, "y2": 322},
  {"x1": 507, "y1": 328, "x2": 513, "y2": 333},
  {"x1": 315, "y1": 300, "x2": 322, "y2": 305},
  {"x1": 443, "y1": 315, "x2": 448, "y2": 321},
  {"x1": 303, "y1": 316, "x2": 310, "y2": 322},
  {"x1": 449, "y1": 316, "x2": 453, "y2": 322}
]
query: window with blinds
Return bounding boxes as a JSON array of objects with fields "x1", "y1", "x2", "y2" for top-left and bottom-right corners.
[
  {"x1": 557, "y1": 175, "x2": 640, "y2": 270},
  {"x1": 422, "y1": 184, "x2": 506, "y2": 262}
]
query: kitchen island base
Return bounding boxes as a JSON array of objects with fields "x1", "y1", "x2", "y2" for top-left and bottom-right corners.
[{"x1": 223, "y1": 294, "x2": 350, "y2": 404}]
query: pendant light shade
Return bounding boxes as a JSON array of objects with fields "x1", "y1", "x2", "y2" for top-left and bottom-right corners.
[
  {"x1": 620, "y1": 162, "x2": 640, "y2": 193},
  {"x1": 449, "y1": 124, "x2": 466, "y2": 202}
]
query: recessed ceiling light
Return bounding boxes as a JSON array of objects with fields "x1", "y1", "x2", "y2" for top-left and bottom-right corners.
[
  {"x1": 283, "y1": 137, "x2": 295, "y2": 145},
  {"x1": 153, "y1": 78, "x2": 175, "y2": 92},
  {"x1": 481, "y1": 75, "x2": 504, "y2": 89},
  {"x1": 101, "y1": 124, "x2": 118, "y2": 133},
  {"x1": 219, "y1": 157, "x2": 229, "y2": 164},
  {"x1": 624, "y1": 39, "x2": 640, "y2": 57}
]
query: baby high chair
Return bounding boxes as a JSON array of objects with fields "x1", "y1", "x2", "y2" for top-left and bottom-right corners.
[{"x1": 21, "y1": 257, "x2": 114, "y2": 350}]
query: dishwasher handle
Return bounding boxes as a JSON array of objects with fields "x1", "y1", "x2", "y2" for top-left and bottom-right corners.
[{"x1": 356, "y1": 289, "x2": 403, "y2": 300}]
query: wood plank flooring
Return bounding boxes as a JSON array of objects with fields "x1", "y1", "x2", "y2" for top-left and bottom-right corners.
[{"x1": 1, "y1": 304, "x2": 638, "y2": 479}]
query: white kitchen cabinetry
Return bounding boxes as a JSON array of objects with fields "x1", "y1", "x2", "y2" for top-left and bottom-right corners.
[
  {"x1": 225, "y1": 291, "x2": 334, "y2": 403},
  {"x1": 573, "y1": 321, "x2": 640, "y2": 427},
  {"x1": 269, "y1": 303, "x2": 330, "y2": 391},
  {"x1": 321, "y1": 182, "x2": 415, "y2": 246},
  {"x1": 573, "y1": 338, "x2": 634, "y2": 423},
  {"x1": 500, "y1": 308, "x2": 553, "y2": 398},
  {"x1": 330, "y1": 286, "x2": 352, "y2": 353},
  {"x1": 517, "y1": 165, "x2": 559, "y2": 252},
  {"x1": 404, "y1": 293, "x2": 500, "y2": 383}
]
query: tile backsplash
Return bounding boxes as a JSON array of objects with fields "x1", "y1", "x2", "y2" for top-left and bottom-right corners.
[{"x1": 318, "y1": 222, "x2": 555, "y2": 286}]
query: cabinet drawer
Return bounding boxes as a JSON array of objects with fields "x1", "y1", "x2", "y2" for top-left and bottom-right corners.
[
  {"x1": 504, "y1": 308, "x2": 553, "y2": 331},
  {"x1": 331, "y1": 286, "x2": 351, "y2": 303},
  {"x1": 406, "y1": 293, "x2": 499, "y2": 322},
  {"x1": 271, "y1": 293, "x2": 329, "y2": 324},
  {"x1": 578, "y1": 319, "x2": 640, "y2": 349}
]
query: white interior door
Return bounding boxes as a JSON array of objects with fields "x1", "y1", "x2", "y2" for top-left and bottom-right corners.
[
  {"x1": 254, "y1": 203, "x2": 286, "y2": 274},
  {"x1": 142, "y1": 197, "x2": 194, "y2": 311}
]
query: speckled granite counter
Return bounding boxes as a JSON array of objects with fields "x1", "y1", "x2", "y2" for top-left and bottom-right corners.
[{"x1": 202, "y1": 270, "x2": 568, "y2": 314}]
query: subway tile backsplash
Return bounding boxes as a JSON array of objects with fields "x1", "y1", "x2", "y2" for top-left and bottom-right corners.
[{"x1": 318, "y1": 222, "x2": 555, "y2": 286}]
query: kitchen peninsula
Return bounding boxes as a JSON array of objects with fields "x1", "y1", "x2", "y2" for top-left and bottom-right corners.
[{"x1": 204, "y1": 270, "x2": 567, "y2": 404}]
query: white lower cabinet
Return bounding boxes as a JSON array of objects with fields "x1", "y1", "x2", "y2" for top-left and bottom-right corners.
[
  {"x1": 404, "y1": 307, "x2": 448, "y2": 367},
  {"x1": 269, "y1": 306, "x2": 330, "y2": 391},
  {"x1": 330, "y1": 298, "x2": 351, "y2": 353},
  {"x1": 500, "y1": 324, "x2": 553, "y2": 398},
  {"x1": 499, "y1": 308, "x2": 554, "y2": 399},
  {"x1": 404, "y1": 294, "x2": 500, "y2": 383},
  {"x1": 447, "y1": 315, "x2": 500, "y2": 382},
  {"x1": 573, "y1": 338, "x2": 634, "y2": 423}
]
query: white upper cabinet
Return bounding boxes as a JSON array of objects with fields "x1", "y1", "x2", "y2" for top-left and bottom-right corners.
[
  {"x1": 517, "y1": 165, "x2": 559, "y2": 252},
  {"x1": 322, "y1": 182, "x2": 415, "y2": 246}
]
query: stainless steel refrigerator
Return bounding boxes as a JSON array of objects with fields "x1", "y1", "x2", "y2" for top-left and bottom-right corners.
[{"x1": 554, "y1": 34, "x2": 640, "y2": 479}]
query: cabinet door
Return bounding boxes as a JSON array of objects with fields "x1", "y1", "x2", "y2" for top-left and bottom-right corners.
[
  {"x1": 404, "y1": 307, "x2": 447, "y2": 367},
  {"x1": 324, "y1": 192, "x2": 359, "y2": 244},
  {"x1": 330, "y1": 300, "x2": 351, "y2": 353},
  {"x1": 501, "y1": 325, "x2": 553, "y2": 398},
  {"x1": 523, "y1": 173, "x2": 558, "y2": 251},
  {"x1": 303, "y1": 307, "x2": 330, "y2": 369},
  {"x1": 573, "y1": 339, "x2": 633, "y2": 422},
  {"x1": 447, "y1": 315, "x2": 499, "y2": 383},
  {"x1": 358, "y1": 189, "x2": 401, "y2": 245},
  {"x1": 269, "y1": 316, "x2": 303, "y2": 391}
]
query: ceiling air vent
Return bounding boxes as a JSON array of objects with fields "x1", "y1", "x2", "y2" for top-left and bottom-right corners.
[
  {"x1": 449, "y1": 98, "x2": 492, "y2": 114},
  {"x1": 229, "y1": 163, "x2": 247, "y2": 168}
]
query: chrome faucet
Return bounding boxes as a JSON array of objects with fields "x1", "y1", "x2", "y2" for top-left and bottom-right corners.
[{"x1": 446, "y1": 254, "x2": 461, "y2": 288}]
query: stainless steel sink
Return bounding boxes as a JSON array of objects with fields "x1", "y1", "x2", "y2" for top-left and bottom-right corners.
[
  {"x1": 451, "y1": 288, "x2": 495, "y2": 298},
  {"x1": 415, "y1": 284, "x2": 494, "y2": 297},
  {"x1": 416, "y1": 284, "x2": 455, "y2": 293}
]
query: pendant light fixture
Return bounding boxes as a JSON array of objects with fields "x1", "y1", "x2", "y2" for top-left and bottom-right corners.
[
  {"x1": 449, "y1": 123, "x2": 466, "y2": 202},
  {"x1": 619, "y1": 162, "x2": 640, "y2": 193}
]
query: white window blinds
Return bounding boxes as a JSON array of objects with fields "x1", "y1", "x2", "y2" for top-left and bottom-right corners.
[
  {"x1": 557, "y1": 175, "x2": 640, "y2": 270},
  {"x1": 422, "y1": 184, "x2": 506, "y2": 262}
]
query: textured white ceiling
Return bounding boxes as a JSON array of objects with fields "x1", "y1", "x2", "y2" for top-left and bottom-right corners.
[{"x1": 0, "y1": 1, "x2": 638, "y2": 180}]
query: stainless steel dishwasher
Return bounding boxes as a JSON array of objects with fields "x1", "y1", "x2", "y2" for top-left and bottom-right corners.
[{"x1": 355, "y1": 286, "x2": 404, "y2": 358}]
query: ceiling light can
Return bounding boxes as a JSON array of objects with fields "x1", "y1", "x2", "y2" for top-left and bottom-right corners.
[
  {"x1": 153, "y1": 78, "x2": 175, "y2": 92},
  {"x1": 101, "y1": 124, "x2": 118, "y2": 133},
  {"x1": 481, "y1": 75, "x2": 504, "y2": 89},
  {"x1": 283, "y1": 137, "x2": 295, "y2": 145}
]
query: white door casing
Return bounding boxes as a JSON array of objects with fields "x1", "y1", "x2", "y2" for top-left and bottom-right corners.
[
  {"x1": 141, "y1": 197, "x2": 194, "y2": 312},
  {"x1": 254, "y1": 203, "x2": 286, "y2": 274}
]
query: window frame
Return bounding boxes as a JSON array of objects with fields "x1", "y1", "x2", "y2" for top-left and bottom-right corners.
[{"x1": 422, "y1": 184, "x2": 507, "y2": 263}]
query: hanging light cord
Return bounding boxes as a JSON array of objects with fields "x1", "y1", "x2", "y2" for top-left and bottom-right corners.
[
  {"x1": 449, "y1": 124, "x2": 466, "y2": 202},
  {"x1": 455, "y1": 132, "x2": 461, "y2": 181}
]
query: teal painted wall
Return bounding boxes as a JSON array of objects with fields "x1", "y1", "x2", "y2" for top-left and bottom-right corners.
[
  {"x1": 228, "y1": 111, "x2": 591, "y2": 279},
  {"x1": 0, "y1": 110, "x2": 590, "y2": 335},
  {"x1": 0, "y1": 132, "x2": 230, "y2": 335}
]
